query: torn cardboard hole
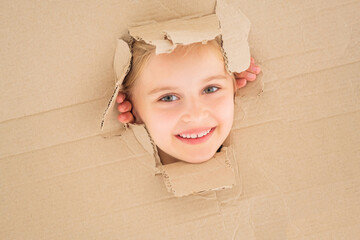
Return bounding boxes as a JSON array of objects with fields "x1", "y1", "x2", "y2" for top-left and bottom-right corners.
[{"x1": 101, "y1": 0, "x2": 262, "y2": 197}]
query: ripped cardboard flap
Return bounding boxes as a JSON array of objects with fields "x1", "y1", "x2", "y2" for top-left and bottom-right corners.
[
  {"x1": 100, "y1": 40, "x2": 131, "y2": 132},
  {"x1": 161, "y1": 136, "x2": 236, "y2": 197},
  {"x1": 129, "y1": 123, "x2": 236, "y2": 197},
  {"x1": 129, "y1": 14, "x2": 221, "y2": 54},
  {"x1": 101, "y1": 0, "x2": 257, "y2": 197}
]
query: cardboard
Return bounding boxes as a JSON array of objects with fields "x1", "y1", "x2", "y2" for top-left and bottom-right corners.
[
  {"x1": 1, "y1": 0, "x2": 360, "y2": 239},
  {"x1": 101, "y1": 0, "x2": 255, "y2": 197},
  {"x1": 129, "y1": 14, "x2": 221, "y2": 54}
]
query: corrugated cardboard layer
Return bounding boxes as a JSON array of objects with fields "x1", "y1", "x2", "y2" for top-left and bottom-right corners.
[{"x1": 1, "y1": 0, "x2": 360, "y2": 239}]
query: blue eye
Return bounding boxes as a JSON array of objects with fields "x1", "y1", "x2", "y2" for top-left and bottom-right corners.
[
  {"x1": 203, "y1": 86, "x2": 219, "y2": 94},
  {"x1": 159, "y1": 87, "x2": 219, "y2": 102},
  {"x1": 160, "y1": 95, "x2": 179, "y2": 102}
]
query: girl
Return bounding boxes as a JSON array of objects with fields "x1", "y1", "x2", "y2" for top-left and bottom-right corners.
[{"x1": 115, "y1": 38, "x2": 260, "y2": 165}]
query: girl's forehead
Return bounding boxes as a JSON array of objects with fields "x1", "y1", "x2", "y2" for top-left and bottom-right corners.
[
  {"x1": 145, "y1": 55, "x2": 225, "y2": 83},
  {"x1": 147, "y1": 44, "x2": 224, "y2": 71},
  {"x1": 130, "y1": 42, "x2": 229, "y2": 95}
]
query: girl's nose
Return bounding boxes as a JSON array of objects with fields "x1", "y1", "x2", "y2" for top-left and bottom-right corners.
[{"x1": 181, "y1": 99, "x2": 209, "y2": 123}]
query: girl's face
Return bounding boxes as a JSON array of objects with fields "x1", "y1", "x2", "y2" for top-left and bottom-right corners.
[{"x1": 131, "y1": 42, "x2": 235, "y2": 164}]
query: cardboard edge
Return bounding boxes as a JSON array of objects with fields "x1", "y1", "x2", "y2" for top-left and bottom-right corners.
[
  {"x1": 129, "y1": 14, "x2": 222, "y2": 55},
  {"x1": 129, "y1": 123, "x2": 163, "y2": 175},
  {"x1": 160, "y1": 132, "x2": 236, "y2": 197},
  {"x1": 100, "y1": 39, "x2": 132, "y2": 131},
  {"x1": 216, "y1": 0, "x2": 252, "y2": 74}
]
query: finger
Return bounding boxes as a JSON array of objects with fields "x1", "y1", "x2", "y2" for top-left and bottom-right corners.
[
  {"x1": 117, "y1": 100, "x2": 132, "y2": 112},
  {"x1": 235, "y1": 78, "x2": 247, "y2": 89},
  {"x1": 118, "y1": 112, "x2": 135, "y2": 123},
  {"x1": 248, "y1": 57, "x2": 261, "y2": 74},
  {"x1": 247, "y1": 63, "x2": 261, "y2": 75},
  {"x1": 116, "y1": 92, "x2": 126, "y2": 103},
  {"x1": 235, "y1": 71, "x2": 256, "y2": 81},
  {"x1": 245, "y1": 60, "x2": 260, "y2": 73}
]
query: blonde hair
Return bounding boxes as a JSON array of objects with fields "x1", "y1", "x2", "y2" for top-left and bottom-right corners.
[{"x1": 121, "y1": 36, "x2": 236, "y2": 101}]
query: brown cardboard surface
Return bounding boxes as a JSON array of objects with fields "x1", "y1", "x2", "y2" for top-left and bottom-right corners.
[{"x1": 1, "y1": 0, "x2": 360, "y2": 239}]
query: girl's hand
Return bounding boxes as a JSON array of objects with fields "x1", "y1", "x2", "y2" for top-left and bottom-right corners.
[
  {"x1": 116, "y1": 92, "x2": 135, "y2": 124},
  {"x1": 234, "y1": 57, "x2": 261, "y2": 89}
]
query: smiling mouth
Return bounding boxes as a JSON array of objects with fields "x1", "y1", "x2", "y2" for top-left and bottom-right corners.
[
  {"x1": 175, "y1": 127, "x2": 216, "y2": 144},
  {"x1": 178, "y1": 128, "x2": 212, "y2": 139}
]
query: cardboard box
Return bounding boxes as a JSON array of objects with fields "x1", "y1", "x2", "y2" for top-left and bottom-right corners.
[{"x1": 1, "y1": 0, "x2": 359, "y2": 239}]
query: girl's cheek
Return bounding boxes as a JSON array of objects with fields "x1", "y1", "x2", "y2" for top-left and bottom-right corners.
[
  {"x1": 146, "y1": 107, "x2": 180, "y2": 138},
  {"x1": 209, "y1": 93, "x2": 234, "y2": 121},
  {"x1": 210, "y1": 91, "x2": 234, "y2": 109},
  {"x1": 148, "y1": 105, "x2": 180, "y2": 122}
]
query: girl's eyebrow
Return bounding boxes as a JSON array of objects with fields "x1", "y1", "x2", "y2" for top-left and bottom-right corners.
[{"x1": 147, "y1": 74, "x2": 227, "y2": 95}]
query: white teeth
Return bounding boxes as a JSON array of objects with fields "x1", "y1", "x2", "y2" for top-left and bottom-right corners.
[{"x1": 179, "y1": 128, "x2": 212, "y2": 139}]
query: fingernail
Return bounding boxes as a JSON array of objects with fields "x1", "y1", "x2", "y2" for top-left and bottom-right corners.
[
  {"x1": 119, "y1": 113, "x2": 127, "y2": 121},
  {"x1": 248, "y1": 73, "x2": 256, "y2": 79}
]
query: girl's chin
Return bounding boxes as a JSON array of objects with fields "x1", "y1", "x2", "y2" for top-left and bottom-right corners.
[
  {"x1": 182, "y1": 158, "x2": 212, "y2": 164},
  {"x1": 176, "y1": 143, "x2": 223, "y2": 163},
  {"x1": 178, "y1": 151, "x2": 217, "y2": 164}
]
